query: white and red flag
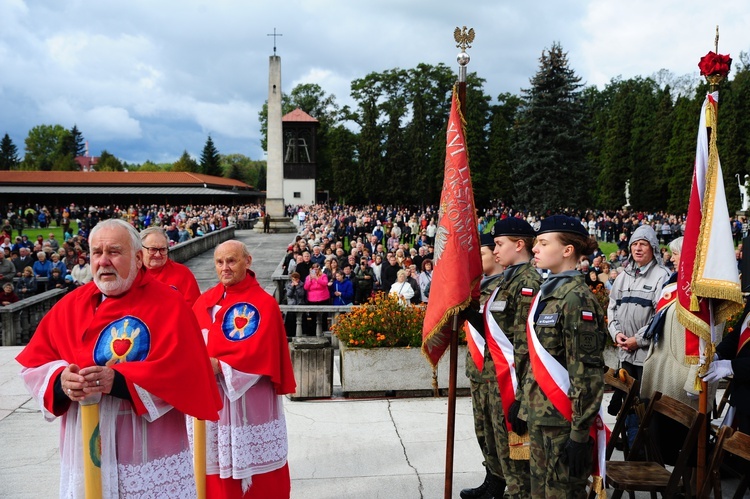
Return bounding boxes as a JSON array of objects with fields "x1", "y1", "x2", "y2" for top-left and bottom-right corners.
[
  {"x1": 422, "y1": 86, "x2": 482, "y2": 368},
  {"x1": 676, "y1": 91, "x2": 743, "y2": 366}
]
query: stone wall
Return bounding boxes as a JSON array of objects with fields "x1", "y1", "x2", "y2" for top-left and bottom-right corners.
[{"x1": 168, "y1": 225, "x2": 236, "y2": 263}]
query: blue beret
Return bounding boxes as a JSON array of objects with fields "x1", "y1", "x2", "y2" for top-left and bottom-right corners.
[
  {"x1": 480, "y1": 232, "x2": 496, "y2": 248},
  {"x1": 532, "y1": 215, "x2": 588, "y2": 238},
  {"x1": 491, "y1": 217, "x2": 535, "y2": 237}
]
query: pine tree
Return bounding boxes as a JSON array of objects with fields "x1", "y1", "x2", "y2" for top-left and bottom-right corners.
[
  {"x1": 0, "y1": 133, "x2": 20, "y2": 170},
  {"x1": 200, "y1": 135, "x2": 222, "y2": 177},
  {"x1": 70, "y1": 125, "x2": 86, "y2": 157},
  {"x1": 512, "y1": 42, "x2": 588, "y2": 213},
  {"x1": 172, "y1": 151, "x2": 199, "y2": 173}
]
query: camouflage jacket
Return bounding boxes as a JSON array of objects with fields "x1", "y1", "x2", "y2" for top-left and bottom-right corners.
[
  {"x1": 486, "y1": 262, "x2": 541, "y2": 397},
  {"x1": 466, "y1": 274, "x2": 503, "y2": 382},
  {"x1": 523, "y1": 273, "x2": 607, "y2": 443}
]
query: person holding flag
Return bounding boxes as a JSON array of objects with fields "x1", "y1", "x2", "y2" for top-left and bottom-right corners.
[
  {"x1": 460, "y1": 231, "x2": 508, "y2": 499},
  {"x1": 524, "y1": 215, "x2": 608, "y2": 497}
]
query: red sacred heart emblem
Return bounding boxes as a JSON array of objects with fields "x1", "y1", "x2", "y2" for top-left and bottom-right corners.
[
  {"x1": 113, "y1": 338, "x2": 132, "y2": 356},
  {"x1": 234, "y1": 316, "x2": 248, "y2": 330}
]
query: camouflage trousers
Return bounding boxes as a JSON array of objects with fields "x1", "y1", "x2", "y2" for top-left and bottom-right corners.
[
  {"x1": 470, "y1": 377, "x2": 531, "y2": 498},
  {"x1": 528, "y1": 424, "x2": 591, "y2": 499}
]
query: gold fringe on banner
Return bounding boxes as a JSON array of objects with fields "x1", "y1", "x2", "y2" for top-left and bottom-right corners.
[{"x1": 508, "y1": 431, "x2": 530, "y2": 461}]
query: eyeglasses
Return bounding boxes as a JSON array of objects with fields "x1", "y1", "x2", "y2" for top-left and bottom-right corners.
[{"x1": 143, "y1": 246, "x2": 168, "y2": 255}]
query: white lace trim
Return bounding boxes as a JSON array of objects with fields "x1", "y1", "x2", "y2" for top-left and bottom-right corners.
[
  {"x1": 208, "y1": 417, "x2": 288, "y2": 479},
  {"x1": 117, "y1": 448, "x2": 197, "y2": 498},
  {"x1": 134, "y1": 384, "x2": 173, "y2": 422}
]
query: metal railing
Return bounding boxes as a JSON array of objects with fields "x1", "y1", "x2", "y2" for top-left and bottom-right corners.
[{"x1": 1, "y1": 289, "x2": 67, "y2": 346}]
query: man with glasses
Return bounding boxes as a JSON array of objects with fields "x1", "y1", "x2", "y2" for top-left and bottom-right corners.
[{"x1": 140, "y1": 226, "x2": 201, "y2": 306}]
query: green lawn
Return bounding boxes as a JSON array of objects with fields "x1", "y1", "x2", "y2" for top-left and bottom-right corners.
[{"x1": 15, "y1": 222, "x2": 80, "y2": 243}]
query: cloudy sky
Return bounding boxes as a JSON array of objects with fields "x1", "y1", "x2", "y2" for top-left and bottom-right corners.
[{"x1": 1, "y1": 0, "x2": 748, "y2": 165}]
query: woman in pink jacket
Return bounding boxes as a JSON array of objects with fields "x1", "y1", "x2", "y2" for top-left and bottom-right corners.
[{"x1": 303, "y1": 263, "x2": 329, "y2": 305}]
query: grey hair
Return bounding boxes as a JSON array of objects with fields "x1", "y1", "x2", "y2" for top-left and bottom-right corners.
[
  {"x1": 89, "y1": 219, "x2": 142, "y2": 253},
  {"x1": 140, "y1": 226, "x2": 169, "y2": 245},
  {"x1": 668, "y1": 236, "x2": 683, "y2": 255}
]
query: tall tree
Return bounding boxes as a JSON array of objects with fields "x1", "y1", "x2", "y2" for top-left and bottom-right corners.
[
  {"x1": 464, "y1": 73, "x2": 493, "y2": 206},
  {"x1": 171, "y1": 150, "x2": 199, "y2": 173},
  {"x1": 664, "y1": 93, "x2": 701, "y2": 213},
  {"x1": 200, "y1": 135, "x2": 222, "y2": 176},
  {"x1": 0, "y1": 133, "x2": 20, "y2": 170},
  {"x1": 23, "y1": 124, "x2": 70, "y2": 171},
  {"x1": 70, "y1": 125, "x2": 86, "y2": 157},
  {"x1": 512, "y1": 42, "x2": 588, "y2": 213},
  {"x1": 97, "y1": 150, "x2": 125, "y2": 171},
  {"x1": 486, "y1": 93, "x2": 522, "y2": 204}
]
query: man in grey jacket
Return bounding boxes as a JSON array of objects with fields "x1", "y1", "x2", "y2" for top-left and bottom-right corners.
[{"x1": 607, "y1": 225, "x2": 671, "y2": 436}]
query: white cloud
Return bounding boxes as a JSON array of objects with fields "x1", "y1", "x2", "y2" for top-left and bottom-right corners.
[{"x1": 81, "y1": 106, "x2": 142, "y2": 141}]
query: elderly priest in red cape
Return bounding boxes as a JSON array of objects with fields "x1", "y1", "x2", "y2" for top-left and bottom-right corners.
[
  {"x1": 16, "y1": 219, "x2": 222, "y2": 498},
  {"x1": 192, "y1": 240, "x2": 296, "y2": 499}
]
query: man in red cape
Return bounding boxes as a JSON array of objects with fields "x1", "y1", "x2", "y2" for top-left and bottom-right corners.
[
  {"x1": 16, "y1": 219, "x2": 221, "y2": 498},
  {"x1": 140, "y1": 226, "x2": 201, "y2": 307},
  {"x1": 193, "y1": 240, "x2": 296, "y2": 499}
]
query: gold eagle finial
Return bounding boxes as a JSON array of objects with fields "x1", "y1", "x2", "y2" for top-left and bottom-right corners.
[{"x1": 454, "y1": 26, "x2": 475, "y2": 51}]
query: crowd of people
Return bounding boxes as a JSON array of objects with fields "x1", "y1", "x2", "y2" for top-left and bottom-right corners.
[{"x1": 8, "y1": 199, "x2": 750, "y2": 497}]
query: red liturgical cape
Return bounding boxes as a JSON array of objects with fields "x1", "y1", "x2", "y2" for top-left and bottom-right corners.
[
  {"x1": 146, "y1": 258, "x2": 201, "y2": 307},
  {"x1": 16, "y1": 270, "x2": 221, "y2": 420},
  {"x1": 193, "y1": 271, "x2": 296, "y2": 396}
]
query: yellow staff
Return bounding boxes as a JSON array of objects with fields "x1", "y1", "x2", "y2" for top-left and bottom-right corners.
[
  {"x1": 194, "y1": 418, "x2": 207, "y2": 499},
  {"x1": 80, "y1": 401, "x2": 102, "y2": 499}
]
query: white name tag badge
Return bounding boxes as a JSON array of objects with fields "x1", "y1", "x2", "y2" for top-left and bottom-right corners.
[{"x1": 490, "y1": 300, "x2": 507, "y2": 312}]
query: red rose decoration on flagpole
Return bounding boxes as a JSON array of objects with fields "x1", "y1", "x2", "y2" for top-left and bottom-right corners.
[{"x1": 698, "y1": 51, "x2": 732, "y2": 77}]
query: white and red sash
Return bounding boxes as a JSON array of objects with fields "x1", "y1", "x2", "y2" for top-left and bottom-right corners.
[
  {"x1": 464, "y1": 304, "x2": 486, "y2": 371},
  {"x1": 484, "y1": 287, "x2": 518, "y2": 431},
  {"x1": 526, "y1": 293, "x2": 608, "y2": 496},
  {"x1": 737, "y1": 314, "x2": 750, "y2": 356}
]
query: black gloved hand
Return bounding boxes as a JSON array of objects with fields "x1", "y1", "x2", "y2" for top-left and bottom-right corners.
[
  {"x1": 562, "y1": 438, "x2": 591, "y2": 477},
  {"x1": 459, "y1": 306, "x2": 485, "y2": 338},
  {"x1": 507, "y1": 400, "x2": 527, "y2": 435}
]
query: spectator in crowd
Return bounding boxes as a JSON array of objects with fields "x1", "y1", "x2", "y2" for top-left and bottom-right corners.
[
  {"x1": 192, "y1": 240, "x2": 295, "y2": 498},
  {"x1": 71, "y1": 254, "x2": 92, "y2": 285},
  {"x1": 1, "y1": 281, "x2": 19, "y2": 305},
  {"x1": 371, "y1": 254, "x2": 383, "y2": 292},
  {"x1": 48, "y1": 267, "x2": 66, "y2": 290},
  {"x1": 140, "y1": 227, "x2": 201, "y2": 307},
  {"x1": 296, "y1": 251, "x2": 312, "y2": 281},
  {"x1": 389, "y1": 269, "x2": 414, "y2": 305},
  {"x1": 604, "y1": 269, "x2": 618, "y2": 291},
  {"x1": 405, "y1": 264, "x2": 421, "y2": 304},
  {"x1": 310, "y1": 245, "x2": 326, "y2": 267},
  {"x1": 304, "y1": 263, "x2": 329, "y2": 306},
  {"x1": 0, "y1": 250, "x2": 15, "y2": 287},
  {"x1": 331, "y1": 270, "x2": 354, "y2": 305},
  {"x1": 17, "y1": 218, "x2": 220, "y2": 497},
  {"x1": 607, "y1": 225, "x2": 670, "y2": 443},
  {"x1": 354, "y1": 257, "x2": 375, "y2": 304},
  {"x1": 33, "y1": 252, "x2": 52, "y2": 278},
  {"x1": 15, "y1": 267, "x2": 37, "y2": 299},
  {"x1": 165, "y1": 222, "x2": 179, "y2": 244},
  {"x1": 13, "y1": 247, "x2": 33, "y2": 276},
  {"x1": 49, "y1": 252, "x2": 68, "y2": 277},
  {"x1": 381, "y1": 253, "x2": 400, "y2": 292},
  {"x1": 45, "y1": 232, "x2": 59, "y2": 252},
  {"x1": 418, "y1": 259, "x2": 433, "y2": 303},
  {"x1": 63, "y1": 247, "x2": 78, "y2": 271}
]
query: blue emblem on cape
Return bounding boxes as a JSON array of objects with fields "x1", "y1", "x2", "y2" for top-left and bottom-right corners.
[
  {"x1": 93, "y1": 316, "x2": 151, "y2": 365},
  {"x1": 221, "y1": 302, "x2": 260, "y2": 341}
]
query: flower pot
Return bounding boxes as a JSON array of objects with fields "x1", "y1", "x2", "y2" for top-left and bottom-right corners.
[{"x1": 339, "y1": 342, "x2": 468, "y2": 397}]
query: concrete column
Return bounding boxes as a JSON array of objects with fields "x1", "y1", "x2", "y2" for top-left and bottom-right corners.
[{"x1": 266, "y1": 55, "x2": 285, "y2": 218}]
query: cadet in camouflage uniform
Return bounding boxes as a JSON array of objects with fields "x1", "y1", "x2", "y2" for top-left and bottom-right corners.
[
  {"x1": 461, "y1": 232, "x2": 506, "y2": 499},
  {"x1": 524, "y1": 215, "x2": 607, "y2": 498},
  {"x1": 488, "y1": 218, "x2": 541, "y2": 499}
]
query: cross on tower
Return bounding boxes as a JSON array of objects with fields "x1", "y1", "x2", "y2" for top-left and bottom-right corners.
[{"x1": 267, "y1": 28, "x2": 283, "y2": 55}]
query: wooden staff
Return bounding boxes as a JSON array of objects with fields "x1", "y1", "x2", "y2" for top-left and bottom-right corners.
[
  {"x1": 194, "y1": 418, "x2": 207, "y2": 499},
  {"x1": 80, "y1": 402, "x2": 102, "y2": 499}
]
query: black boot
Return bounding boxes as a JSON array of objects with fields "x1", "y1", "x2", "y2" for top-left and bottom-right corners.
[
  {"x1": 460, "y1": 471, "x2": 490, "y2": 499},
  {"x1": 460, "y1": 472, "x2": 505, "y2": 499},
  {"x1": 486, "y1": 475, "x2": 507, "y2": 499}
]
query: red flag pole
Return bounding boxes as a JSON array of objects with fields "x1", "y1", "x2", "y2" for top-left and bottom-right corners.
[{"x1": 442, "y1": 27, "x2": 473, "y2": 499}]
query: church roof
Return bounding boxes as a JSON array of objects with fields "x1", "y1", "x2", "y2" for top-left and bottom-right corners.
[{"x1": 282, "y1": 108, "x2": 319, "y2": 123}]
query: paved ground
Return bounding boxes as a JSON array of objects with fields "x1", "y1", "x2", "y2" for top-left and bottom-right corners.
[{"x1": 0, "y1": 229, "x2": 736, "y2": 498}]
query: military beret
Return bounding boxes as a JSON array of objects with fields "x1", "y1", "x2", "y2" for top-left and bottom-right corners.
[
  {"x1": 491, "y1": 217, "x2": 535, "y2": 237},
  {"x1": 480, "y1": 232, "x2": 496, "y2": 248},
  {"x1": 532, "y1": 215, "x2": 588, "y2": 238}
]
